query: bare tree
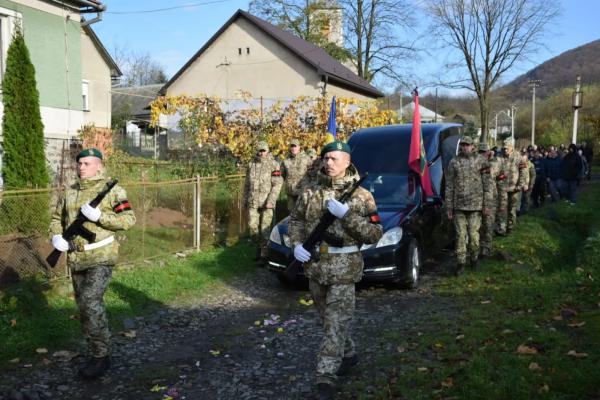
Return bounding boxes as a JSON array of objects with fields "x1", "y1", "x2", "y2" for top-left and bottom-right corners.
[
  {"x1": 112, "y1": 44, "x2": 168, "y2": 87},
  {"x1": 426, "y1": 0, "x2": 559, "y2": 142},
  {"x1": 250, "y1": 0, "x2": 417, "y2": 83},
  {"x1": 340, "y1": 0, "x2": 416, "y2": 83}
]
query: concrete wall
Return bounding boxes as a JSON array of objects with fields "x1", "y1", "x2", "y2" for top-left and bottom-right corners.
[
  {"x1": 167, "y1": 17, "x2": 373, "y2": 101},
  {"x1": 81, "y1": 28, "x2": 112, "y2": 128}
]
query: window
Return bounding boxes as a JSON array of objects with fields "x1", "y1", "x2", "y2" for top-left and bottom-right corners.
[
  {"x1": 0, "y1": 7, "x2": 22, "y2": 84},
  {"x1": 246, "y1": 47, "x2": 250, "y2": 55},
  {"x1": 82, "y1": 80, "x2": 89, "y2": 111},
  {"x1": 238, "y1": 48, "x2": 241, "y2": 55}
]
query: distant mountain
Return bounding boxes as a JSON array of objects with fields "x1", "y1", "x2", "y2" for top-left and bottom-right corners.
[{"x1": 500, "y1": 39, "x2": 600, "y2": 99}]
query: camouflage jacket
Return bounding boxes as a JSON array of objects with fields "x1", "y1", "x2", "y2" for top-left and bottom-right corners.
[
  {"x1": 49, "y1": 172, "x2": 136, "y2": 271},
  {"x1": 242, "y1": 154, "x2": 283, "y2": 209},
  {"x1": 282, "y1": 152, "x2": 311, "y2": 197},
  {"x1": 526, "y1": 160, "x2": 535, "y2": 191},
  {"x1": 289, "y1": 165, "x2": 383, "y2": 285},
  {"x1": 501, "y1": 152, "x2": 528, "y2": 192},
  {"x1": 445, "y1": 151, "x2": 493, "y2": 212},
  {"x1": 482, "y1": 155, "x2": 501, "y2": 200},
  {"x1": 297, "y1": 158, "x2": 322, "y2": 192}
]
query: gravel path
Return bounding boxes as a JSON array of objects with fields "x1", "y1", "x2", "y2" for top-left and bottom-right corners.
[{"x1": 1, "y1": 254, "x2": 460, "y2": 400}]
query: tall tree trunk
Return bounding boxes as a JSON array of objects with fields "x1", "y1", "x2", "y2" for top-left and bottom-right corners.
[{"x1": 479, "y1": 96, "x2": 489, "y2": 144}]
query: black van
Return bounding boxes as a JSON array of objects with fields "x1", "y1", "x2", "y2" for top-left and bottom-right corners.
[{"x1": 267, "y1": 123, "x2": 463, "y2": 288}]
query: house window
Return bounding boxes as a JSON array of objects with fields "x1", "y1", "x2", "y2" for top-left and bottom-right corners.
[
  {"x1": 0, "y1": 7, "x2": 22, "y2": 84},
  {"x1": 246, "y1": 47, "x2": 250, "y2": 55},
  {"x1": 238, "y1": 48, "x2": 242, "y2": 55},
  {"x1": 82, "y1": 80, "x2": 89, "y2": 111}
]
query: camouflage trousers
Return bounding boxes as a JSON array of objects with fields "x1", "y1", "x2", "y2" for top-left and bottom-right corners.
[
  {"x1": 309, "y1": 281, "x2": 356, "y2": 385},
  {"x1": 72, "y1": 265, "x2": 113, "y2": 358},
  {"x1": 453, "y1": 210, "x2": 481, "y2": 265},
  {"x1": 287, "y1": 195, "x2": 298, "y2": 215},
  {"x1": 495, "y1": 190, "x2": 509, "y2": 234},
  {"x1": 480, "y1": 203, "x2": 496, "y2": 255},
  {"x1": 247, "y1": 207, "x2": 274, "y2": 258},
  {"x1": 507, "y1": 191, "x2": 521, "y2": 232}
]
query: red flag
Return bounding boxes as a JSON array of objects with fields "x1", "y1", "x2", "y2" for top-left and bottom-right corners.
[{"x1": 408, "y1": 89, "x2": 434, "y2": 197}]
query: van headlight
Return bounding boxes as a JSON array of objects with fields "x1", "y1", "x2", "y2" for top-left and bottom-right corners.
[
  {"x1": 376, "y1": 227, "x2": 403, "y2": 248},
  {"x1": 269, "y1": 226, "x2": 282, "y2": 244}
]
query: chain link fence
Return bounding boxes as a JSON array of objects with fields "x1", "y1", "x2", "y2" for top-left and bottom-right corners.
[{"x1": 0, "y1": 175, "x2": 255, "y2": 286}]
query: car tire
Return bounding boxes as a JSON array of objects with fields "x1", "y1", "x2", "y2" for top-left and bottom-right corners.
[{"x1": 399, "y1": 238, "x2": 421, "y2": 289}]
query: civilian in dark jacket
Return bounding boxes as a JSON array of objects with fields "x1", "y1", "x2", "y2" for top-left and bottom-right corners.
[
  {"x1": 562, "y1": 144, "x2": 583, "y2": 204},
  {"x1": 543, "y1": 150, "x2": 562, "y2": 202},
  {"x1": 531, "y1": 151, "x2": 546, "y2": 207}
]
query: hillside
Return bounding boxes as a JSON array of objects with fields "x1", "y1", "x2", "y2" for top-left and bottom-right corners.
[{"x1": 500, "y1": 39, "x2": 600, "y2": 99}]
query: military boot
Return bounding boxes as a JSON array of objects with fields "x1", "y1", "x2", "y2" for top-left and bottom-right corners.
[
  {"x1": 316, "y1": 382, "x2": 336, "y2": 400},
  {"x1": 336, "y1": 354, "x2": 358, "y2": 376},
  {"x1": 454, "y1": 263, "x2": 466, "y2": 276},
  {"x1": 79, "y1": 356, "x2": 110, "y2": 379}
]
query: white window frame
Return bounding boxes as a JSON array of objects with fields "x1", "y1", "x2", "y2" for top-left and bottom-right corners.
[
  {"x1": 82, "y1": 79, "x2": 89, "y2": 111},
  {"x1": 0, "y1": 7, "x2": 22, "y2": 84}
]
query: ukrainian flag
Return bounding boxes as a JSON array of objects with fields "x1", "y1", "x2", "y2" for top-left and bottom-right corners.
[{"x1": 325, "y1": 96, "x2": 336, "y2": 144}]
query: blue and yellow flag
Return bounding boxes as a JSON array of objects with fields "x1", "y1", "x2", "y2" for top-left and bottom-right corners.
[{"x1": 325, "y1": 96, "x2": 336, "y2": 144}]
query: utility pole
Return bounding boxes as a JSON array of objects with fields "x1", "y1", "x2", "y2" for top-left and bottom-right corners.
[
  {"x1": 572, "y1": 75, "x2": 583, "y2": 144},
  {"x1": 510, "y1": 105, "x2": 516, "y2": 140},
  {"x1": 529, "y1": 79, "x2": 541, "y2": 146}
]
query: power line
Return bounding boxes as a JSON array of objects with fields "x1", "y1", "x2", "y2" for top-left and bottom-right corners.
[{"x1": 105, "y1": 0, "x2": 232, "y2": 15}]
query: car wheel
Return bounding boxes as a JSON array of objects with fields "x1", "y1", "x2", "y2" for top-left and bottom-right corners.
[{"x1": 399, "y1": 238, "x2": 421, "y2": 289}]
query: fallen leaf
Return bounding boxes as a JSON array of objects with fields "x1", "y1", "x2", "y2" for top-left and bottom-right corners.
[
  {"x1": 52, "y1": 350, "x2": 78, "y2": 361},
  {"x1": 209, "y1": 350, "x2": 220, "y2": 356},
  {"x1": 121, "y1": 330, "x2": 136, "y2": 338},
  {"x1": 35, "y1": 348, "x2": 48, "y2": 354},
  {"x1": 480, "y1": 300, "x2": 492, "y2": 304},
  {"x1": 10, "y1": 319, "x2": 17, "y2": 327},
  {"x1": 69, "y1": 314, "x2": 79, "y2": 320},
  {"x1": 567, "y1": 321, "x2": 586, "y2": 328},
  {"x1": 455, "y1": 334, "x2": 465, "y2": 340},
  {"x1": 575, "y1": 267, "x2": 585, "y2": 274},
  {"x1": 254, "y1": 320, "x2": 261, "y2": 326},
  {"x1": 150, "y1": 384, "x2": 166, "y2": 392},
  {"x1": 567, "y1": 350, "x2": 588, "y2": 358},
  {"x1": 9, "y1": 358, "x2": 20, "y2": 363},
  {"x1": 434, "y1": 342, "x2": 444, "y2": 348},
  {"x1": 516, "y1": 344, "x2": 538, "y2": 355},
  {"x1": 299, "y1": 298, "x2": 313, "y2": 306},
  {"x1": 538, "y1": 384, "x2": 550, "y2": 394},
  {"x1": 417, "y1": 367, "x2": 428, "y2": 372},
  {"x1": 276, "y1": 327, "x2": 284, "y2": 333},
  {"x1": 396, "y1": 346, "x2": 406, "y2": 353},
  {"x1": 441, "y1": 377, "x2": 454, "y2": 388},
  {"x1": 529, "y1": 362, "x2": 542, "y2": 371},
  {"x1": 552, "y1": 315, "x2": 563, "y2": 321},
  {"x1": 501, "y1": 329, "x2": 514, "y2": 334}
]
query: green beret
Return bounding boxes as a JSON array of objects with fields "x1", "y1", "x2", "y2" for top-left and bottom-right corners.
[
  {"x1": 459, "y1": 136, "x2": 474, "y2": 145},
  {"x1": 76, "y1": 148, "x2": 103, "y2": 161},
  {"x1": 321, "y1": 140, "x2": 351, "y2": 157}
]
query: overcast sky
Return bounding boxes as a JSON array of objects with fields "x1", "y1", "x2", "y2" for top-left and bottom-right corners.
[{"x1": 93, "y1": 0, "x2": 600, "y2": 95}]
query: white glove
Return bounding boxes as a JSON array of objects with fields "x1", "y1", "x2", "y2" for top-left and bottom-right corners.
[
  {"x1": 52, "y1": 235, "x2": 70, "y2": 252},
  {"x1": 327, "y1": 199, "x2": 349, "y2": 219},
  {"x1": 81, "y1": 203, "x2": 101, "y2": 222},
  {"x1": 293, "y1": 244, "x2": 311, "y2": 263}
]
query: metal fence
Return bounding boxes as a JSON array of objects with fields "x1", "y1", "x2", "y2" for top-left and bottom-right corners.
[{"x1": 0, "y1": 175, "x2": 253, "y2": 286}]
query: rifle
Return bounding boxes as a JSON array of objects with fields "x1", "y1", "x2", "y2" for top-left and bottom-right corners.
[
  {"x1": 283, "y1": 174, "x2": 367, "y2": 281},
  {"x1": 46, "y1": 179, "x2": 118, "y2": 268}
]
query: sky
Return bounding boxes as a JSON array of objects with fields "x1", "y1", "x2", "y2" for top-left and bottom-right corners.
[{"x1": 92, "y1": 0, "x2": 600, "y2": 95}]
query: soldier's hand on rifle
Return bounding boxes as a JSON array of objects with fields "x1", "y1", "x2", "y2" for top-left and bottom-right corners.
[
  {"x1": 81, "y1": 203, "x2": 101, "y2": 222},
  {"x1": 327, "y1": 199, "x2": 349, "y2": 219},
  {"x1": 265, "y1": 202, "x2": 274, "y2": 209},
  {"x1": 293, "y1": 244, "x2": 311, "y2": 263},
  {"x1": 51, "y1": 235, "x2": 69, "y2": 252}
]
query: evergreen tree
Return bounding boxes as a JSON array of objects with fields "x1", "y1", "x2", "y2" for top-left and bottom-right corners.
[{"x1": 2, "y1": 27, "x2": 48, "y2": 189}]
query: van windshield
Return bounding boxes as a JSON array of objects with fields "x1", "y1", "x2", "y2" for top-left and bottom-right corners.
[
  {"x1": 360, "y1": 174, "x2": 417, "y2": 208},
  {"x1": 350, "y1": 134, "x2": 410, "y2": 174}
]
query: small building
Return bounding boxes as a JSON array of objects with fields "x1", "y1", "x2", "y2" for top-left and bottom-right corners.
[
  {"x1": 160, "y1": 10, "x2": 383, "y2": 102},
  {"x1": 0, "y1": 0, "x2": 119, "y2": 184},
  {"x1": 397, "y1": 101, "x2": 445, "y2": 123}
]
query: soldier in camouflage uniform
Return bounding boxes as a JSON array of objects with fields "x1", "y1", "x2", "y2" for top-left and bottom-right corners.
[
  {"x1": 49, "y1": 148, "x2": 136, "y2": 379},
  {"x1": 282, "y1": 138, "x2": 311, "y2": 213},
  {"x1": 498, "y1": 138, "x2": 529, "y2": 234},
  {"x1": 478, "y1": 143, "x2": 500, "y2": 257},
  {"x1": 519, "y1": 150, "x2": 536, "y2": 214},
  {"x1": 289, "y1": 141, "x2": 382, "y2": 400},
  {"x1": 445, "y1": 137, "x2": 492, "y2": 274},
  {"x1": 242, "y1": 141, "x2": 283, "y2": 266},
  {"x1": 297, "y1": 150, "x2": 322, "y2": 192}
]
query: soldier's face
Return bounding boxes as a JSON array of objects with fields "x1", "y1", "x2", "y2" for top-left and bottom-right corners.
[
  {"x1": 78, "y1": 156, "x2": 102, "y2": 178},
  {"x1": 290, "y1": 144, "x2": 300, "y2": 155},
  {"x1": 257, "y1": 149, "x2": 268, "y2": 158},
  {"x1": 323, "y1": 151, "x2": 350, "y2": 178}
]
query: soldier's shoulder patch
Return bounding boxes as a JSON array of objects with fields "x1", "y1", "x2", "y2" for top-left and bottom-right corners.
[
  {"x1": 113, "y1": 200, "x2": 132, "y2": 214},
  {"x1": 368, "y1": 212, "x2": 381, "y2": 224}
]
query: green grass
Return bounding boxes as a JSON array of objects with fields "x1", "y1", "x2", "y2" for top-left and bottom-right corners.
[
  {"x1": 346, "y1": 183, "x2": 600, "y2": 400},
  {"x1": 0, "y1": 242, "x2": 255, "y2": 368}
]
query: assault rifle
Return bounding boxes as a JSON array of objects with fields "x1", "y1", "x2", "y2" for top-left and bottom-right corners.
[
  {"x1": 283, "y1": 174, "x2": 367, "y2": 281},
  {"x1": 46, "y1": 179, "x2": 118, "y2": 268}
]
